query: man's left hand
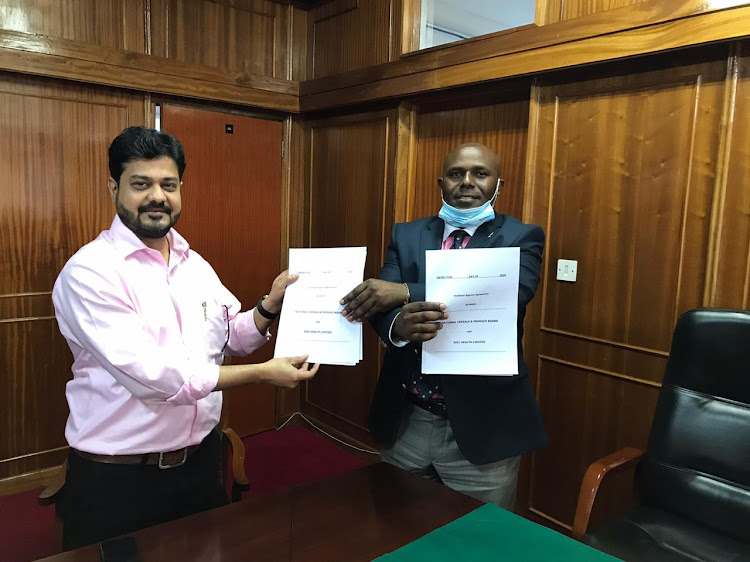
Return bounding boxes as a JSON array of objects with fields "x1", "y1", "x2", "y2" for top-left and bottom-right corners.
[
  {"x1": 340, "y1": 279, "x2": 407, "y2": 322},
  {"x1": 264, "y1": 270, "x2": 298, "y2": 314}
]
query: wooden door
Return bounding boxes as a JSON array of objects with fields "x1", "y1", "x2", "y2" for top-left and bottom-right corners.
[
  {"x1": 300, "y1": 110, "x2": 398, "y2": 445},
  {"x1": 160, "y1": 104, "x2": 282, "y2": 437}
]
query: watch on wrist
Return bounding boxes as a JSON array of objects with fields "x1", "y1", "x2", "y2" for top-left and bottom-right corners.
[{"x1": 257, "y1": 295, "x2": 279, "y2": 320}]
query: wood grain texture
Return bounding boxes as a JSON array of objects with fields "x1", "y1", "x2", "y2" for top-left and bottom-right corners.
[
  {"x1": 522, "y1": 50, "x2": 731, "y2": 528},
  {"x1": 541, "y1": 0, "x2": 648, "y2": 25},
  {"x1": 300, "y1": 110, "x2": 397, "y2": 444},
  {"x1": 0, "y1": 72, "x2": 146, "y2": 480},
  {"x1": 302, "y1": 0, "x2": 741, "y2": 97},
  {"x1": 0, "y1": 0, "x2": 145, "y2": 52},
  {"x1": 531, "y1": 358, "x2": 659, "y2": 525},
  {"x1": 44, "y1": 464, "x2": 481, "y2": 562},
  {"x1": 290, "y1": 5, "x2": 309, "y2": 81},
  {"x1": 412, "y1": 97, "x2": 530, "y2": 222},
  {"x1": 150, "y1": 0, "x2": 289, "y2": 79},
  {"x1": 300, "y1": 1, "x2": 750, "y2": 110},
  {"x1": 397, "y1": 0, "x2": 419, "y2": 57},
  {"x1": 539, "y1": 55, "x2": 726, "y2": 353},
  {"x1": 712, "y1": 44, "x2": 750, "y2": 309},
  {"x1": 394, "y1": 102, "x2": 416, "y2": 224},
  {"x1": 0, "y1": 28, "x2": 299, "y2": 112},
  {"x1": 309, "y1": 0, "x2": 392, "y2": 79},
  {"x1": 276, "y1": 114, "x2": 309, "y2": 421},
  {"x1": 160, "y1": 103, "x2": 282, "y2": 437}
]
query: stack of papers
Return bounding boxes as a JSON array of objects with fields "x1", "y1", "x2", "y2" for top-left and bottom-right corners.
[
  {"x1": 274, "y1": 247, "x2": 367, "y2": 366},
  {"x1": 422, "y1": 247, "x2": 520, "y2": 376}
]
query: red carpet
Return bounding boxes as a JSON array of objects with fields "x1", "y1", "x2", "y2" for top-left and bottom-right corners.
[
  {"x1": 242, "y1": 425, "x2": 368, "y2": 497},
  {"x1": 0, "y1": 426, "x2": 368, "y2": 562},
  {"x1": 0, "y1": 487, "x2": 57, "y2": 562}
]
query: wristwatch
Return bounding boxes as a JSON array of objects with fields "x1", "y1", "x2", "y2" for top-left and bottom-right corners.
[{"x1": 257, "y1": 295, "x2": 279, "y2": 320}]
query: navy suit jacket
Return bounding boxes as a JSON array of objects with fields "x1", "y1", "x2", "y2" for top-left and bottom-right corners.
[{"x1": 369, "y1": 213, "x2": 548, "y2": 465}]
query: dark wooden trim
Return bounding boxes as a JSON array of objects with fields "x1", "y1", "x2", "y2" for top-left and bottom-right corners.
[
  {"x1": 270, "y1": 0, "x2": 334, "y2": 9},
  {"x1": 1, "y1": 2, "x2": 748, "y2": 114},
  {"x1": 0, "y1": 29, "x2": 299, "y2": 112},
  {"x1": 0, "y1": 465, "x2": 62, "y2": 496},
  {"x1": 301, "y1": 398, "x2": 378, "y2": 448},
  {"x1": 303, "y1": 0, "x2": 747, "y2": 95},
  {"x1": 300, "y1": 1, "x2": 750, "y2": 110}
]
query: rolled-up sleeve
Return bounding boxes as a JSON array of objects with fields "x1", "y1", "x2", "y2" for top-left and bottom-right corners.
[
  {"x1": 228, "y1": 309, "x2": 272, "y2": 356},
  {"x1": 165, "y1": 363, "x2": 220, "y2": 405}
]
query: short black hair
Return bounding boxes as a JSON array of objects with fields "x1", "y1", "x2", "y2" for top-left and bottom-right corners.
[{"x1": 108, "y1": 126, "x2": 186, "y2": 183}]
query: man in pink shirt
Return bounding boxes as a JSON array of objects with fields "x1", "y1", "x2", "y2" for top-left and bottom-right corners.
[{"x1": 52, "y1": 126, "x2": 318, "y2": 550}]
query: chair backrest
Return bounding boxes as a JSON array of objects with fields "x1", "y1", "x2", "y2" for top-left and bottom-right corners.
[{"x1": 640, "y1": 309, "x2": 750, "y2": 542}]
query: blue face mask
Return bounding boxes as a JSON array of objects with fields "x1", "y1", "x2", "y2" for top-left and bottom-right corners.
[{"x1": 438, "y1": 179, "x2": 500, "y2": 228}]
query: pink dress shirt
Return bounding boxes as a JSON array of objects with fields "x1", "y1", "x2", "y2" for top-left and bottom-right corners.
[{"x1": 52, "y1": 215, "x2": 270, "y2": 455}]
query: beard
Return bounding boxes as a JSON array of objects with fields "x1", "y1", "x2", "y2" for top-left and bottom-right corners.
[{"x1": 116, "y1": 200, "x2": 180, "y2": 239}]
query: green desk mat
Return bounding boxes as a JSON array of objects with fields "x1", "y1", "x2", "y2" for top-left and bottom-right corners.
[{"x1": 374, "y1": 503, "x2": 621, "y2": 561}]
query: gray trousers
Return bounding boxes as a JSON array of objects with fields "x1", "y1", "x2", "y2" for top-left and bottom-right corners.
[{"x1": 381, "y1": 403, "x2": 521, "y2": 510}]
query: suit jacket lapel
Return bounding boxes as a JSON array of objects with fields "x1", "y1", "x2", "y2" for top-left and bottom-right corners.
[
  {"x1": 420, "y1": 217, "x2": 444, "y2": 284},
  {"x1": 466, "y1": 213, "x2": 505, "y2": 249}
]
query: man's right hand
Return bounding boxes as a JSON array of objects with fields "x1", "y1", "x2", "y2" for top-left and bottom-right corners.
[
  {"x1": 392, "y1": 302, "x2": 448, "y2": 342},
  {"x1": 262, "y1": 356, "x2": 319, "y2": 389},
  {"x1": 340, "y1": 279, "x2": 408, "y2": 322}
]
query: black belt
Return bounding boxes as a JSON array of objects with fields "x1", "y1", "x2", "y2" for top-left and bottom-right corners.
[
  {"x1": 72, "y1": 427, "x2": 218, "y2": 469},
  {"x1": 406, "y1": 392, "x2": 448, "y2": 418},
  {"x1": 73, "y1": 445, "x2": 199, "y2": 469}
]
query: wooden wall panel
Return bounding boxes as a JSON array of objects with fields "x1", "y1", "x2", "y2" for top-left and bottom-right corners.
[
  {"x1": 532, "y1": 359, "x2": 658, "y2": 524},
  {"x1": 276, "y1": 114, "x2": 310, "y2": 421},
  {"x1": 412, "y1": 98, "x2": 530, "y2": 222},
  {"x1": 0, "y1": 0, "x2": 145, "y2": 52},
  {"x1": 712, "y1": 45, "x2": 750, "y2": 309},
  {"x1": 541, "y1": 66, "x2": 723, "y2": 353},
  {"x1": 541, "y1": 0, "x2": 648, "y2": 25},
  {"x1": 523, "y1": 51, "x2": 730, "y2": 528},
  {"x1": 0, "y1": 73, "x2": 146, "y2": 481},
  {"x1": 301, "y1": 1, "x2": 750, "y2": 111},
  {"x1": 301, "y1": 110, "x2": 397, "y2": 444},
  {"x1": 150, "y1": 0, "x2": 290, "y2": 79},
  {"x1": 309, "y1": 0, "x2": 392, "y2": 79}
]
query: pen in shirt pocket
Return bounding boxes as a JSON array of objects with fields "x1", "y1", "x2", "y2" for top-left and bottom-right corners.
[{"x1": 202, "y1": 301, "x2": 207, "y2": 321}]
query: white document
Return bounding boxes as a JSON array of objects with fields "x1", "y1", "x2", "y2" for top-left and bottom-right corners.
[
  {"x1": 422, "y1": 247, "x2": 520, "y2": 375},
  {"x1": 274, "y1": 247, "x2": 367, "y2": 366}
]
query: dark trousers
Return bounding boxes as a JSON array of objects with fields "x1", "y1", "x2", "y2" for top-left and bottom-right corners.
[{"x1": 62, "y1": 429, "x2": 229, "y2": 551}]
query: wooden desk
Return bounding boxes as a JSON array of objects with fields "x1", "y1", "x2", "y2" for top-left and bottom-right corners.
[{"x1": 42, "y1": 463, "x2": 481, "y2": 562}]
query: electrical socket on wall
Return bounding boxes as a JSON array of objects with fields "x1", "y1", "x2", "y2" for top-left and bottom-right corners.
[{"x1": 557, "y1": 259, "x2": 578, "y2": 282}]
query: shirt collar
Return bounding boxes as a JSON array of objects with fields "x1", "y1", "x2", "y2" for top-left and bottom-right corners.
[
  {"x1": 442, "y1": 222, "x2": 479, "y2": 242},
  {"x1": 107, "y1": 214, "x2": 190, "y2": 259}
]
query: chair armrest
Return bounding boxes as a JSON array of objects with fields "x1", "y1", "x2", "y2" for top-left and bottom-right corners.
[
  {"x1": 221, "y1": 426, "x2": 249, "y2": 488},
  {"x1": 38, "y1": 459, "x2": 68, "y2": 506},
  {"x1": 572, "y1": 447, "x2": 644, "y2": 540}
]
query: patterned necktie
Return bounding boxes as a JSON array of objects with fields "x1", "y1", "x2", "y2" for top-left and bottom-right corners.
[
  {"x1": 409, "y1": 229, "x2": 472, "y2": 402},
  {"x1": 451, "y1": 229, "x2": 468, "y2": 249}
]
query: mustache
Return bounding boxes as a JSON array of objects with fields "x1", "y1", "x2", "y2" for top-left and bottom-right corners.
[{"x1": 139, "y1": 202, "x2": 172, "y2": 214}]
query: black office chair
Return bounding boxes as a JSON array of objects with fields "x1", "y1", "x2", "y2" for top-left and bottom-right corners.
[{"x1": 573, "y1": 309, "x2": 750, "y2": 561}]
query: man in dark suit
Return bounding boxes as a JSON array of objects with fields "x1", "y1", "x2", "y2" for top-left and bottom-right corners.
[{"x1": 341, "y1": 143, "x2": 546, "y2": 508}]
